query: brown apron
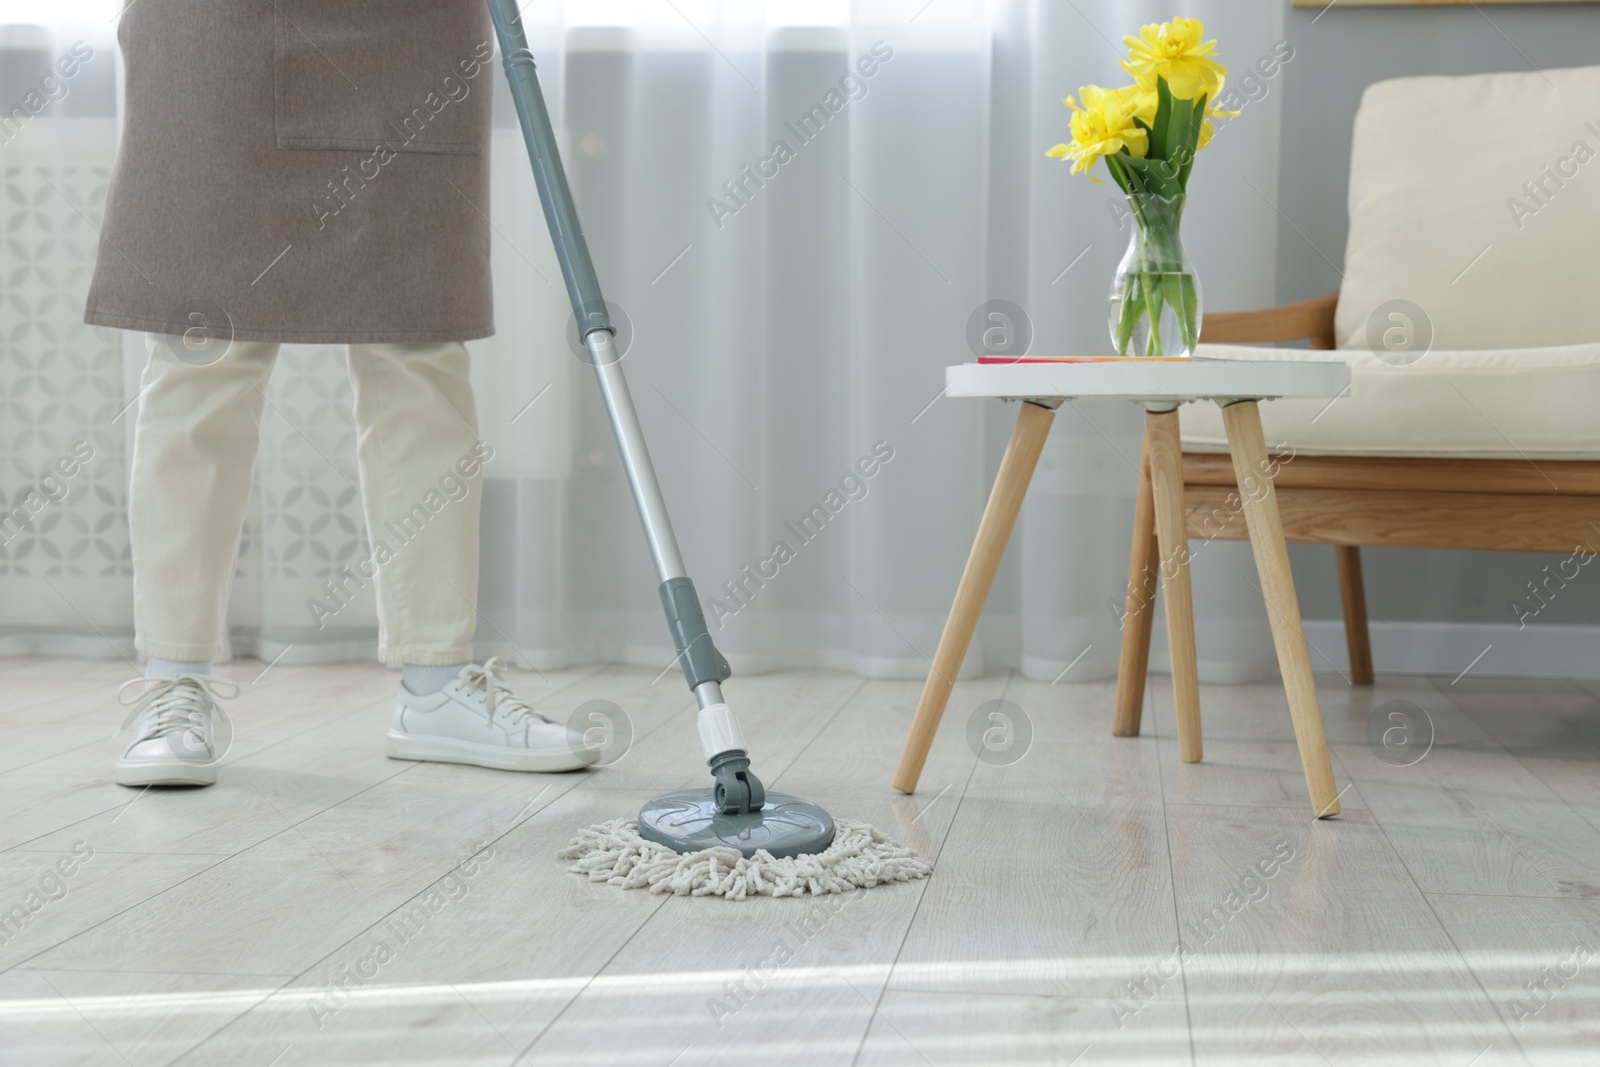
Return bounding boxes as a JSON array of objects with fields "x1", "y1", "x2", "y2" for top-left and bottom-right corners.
[{"x1": 84, "y1": 0, "x2": 494, "y2": 344}]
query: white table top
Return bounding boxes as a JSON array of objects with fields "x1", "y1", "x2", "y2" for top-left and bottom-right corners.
[{"x1": 946, "y1": 358, "x2": 1349, "y2": 403}]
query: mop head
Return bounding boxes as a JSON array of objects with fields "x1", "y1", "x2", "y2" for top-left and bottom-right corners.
[{"x1": 558, "y1": 817, "x2": 932, "y2": 900}]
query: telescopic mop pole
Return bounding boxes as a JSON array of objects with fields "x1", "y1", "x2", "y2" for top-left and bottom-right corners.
[{"x1": 486, "y1": 0, "x2": 764, "y2": 814}]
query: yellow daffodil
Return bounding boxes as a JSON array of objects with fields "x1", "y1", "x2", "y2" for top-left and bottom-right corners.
[
  {"x1": 1045, "y1": 85, "x2": 1149, "y2": 180},
  {"x1": 1195, "y1": 99, "x2": 1240, "y2": 149},
  {"x1": 1129, "y1": 87, "x2": 1158, "y2": 127},
  {"x1": 1121, "y1": 18, "x2": 1227, "y2": 102}
]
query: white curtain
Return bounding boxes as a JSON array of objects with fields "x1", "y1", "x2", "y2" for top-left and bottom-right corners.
[{"x1": 0, "y1": 0, "x2": 1287, "y2": 683}]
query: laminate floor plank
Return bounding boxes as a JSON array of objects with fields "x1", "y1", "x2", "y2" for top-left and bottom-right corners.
[
  {"x1": 163, "y1": 788, "x2": 669, "y2": 1067},
  {"x1": 17, "y1": 704, "x2": 412, "y2": 860},
  {"x1": 0, "y1": 662, "x2": 599, "y2": 857},
  {"x1": 0, "y1": 968, "x2": 291, "y2": 1067},
  {"x1": 0, "y1": 676, "x2": 176, "y2": 776},
  {"x1": 1146, "y1": 678, "x2": 1364, "y2": 813},
  {"x1": 1, "y1": 661, "x2": 389, "y2": 782},
  {"x1": 20, "y1": 760, "x2": 578, "y2": 977},
  {"x1": 0, "y1": 664, "x2": 398, "y2": 855},
  {"x1": 854, "y1": 989, "x2": 1113, "y2": 1066},
  {"x1": 13, "y1": 663, "x2": 601, "y2": 860},
  {"x1": 1437, "y1": 677, "x2": 1600, "y2": 754},
  {"x1": 0, "y1": 657, "x2": 131, "y2": 701},
  {"x1": 968, "y1": 673, "x2": 1123, "y2": 745},
  {"x1": 1168, "y1": 802, "x2": 1516, "y2": 1066},
  {"x1": 866, "y1": 726, "x2": 1190, "y2": 1066},
  {"x1": 1336, "y1": 740, "x2": 1600, "y2": 899},
  {"x1": 1425, "y1": 892, "x2": 1600, "y2": 1064},
  {"x1": 1507, "y1": 752, "x2": 1600, "y2": 840},
  {"x1": 0, "y1": 848, "x2": 225, "y2": 972}
]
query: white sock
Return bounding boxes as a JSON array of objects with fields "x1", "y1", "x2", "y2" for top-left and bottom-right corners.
[
  {"x1": 146, "y1": 657, "x2": 212, "y2": 679},
  {"x1": 402, "y1": 663, "x2": 469, "y2": 696}
]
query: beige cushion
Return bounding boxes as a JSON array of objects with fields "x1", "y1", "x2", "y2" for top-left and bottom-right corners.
[
  {"x1": 1178, "y1": 344, "x2": 1600, "y2": 460},
  {"x1": 1335, "y1": 64, "x2": 1600, "y2": 351}
]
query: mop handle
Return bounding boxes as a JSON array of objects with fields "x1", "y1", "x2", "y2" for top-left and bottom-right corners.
[
  {"x1": 485, "y1": 0, "x2": 611, "y2": 339},
  {"x1": 485, "y1": 0, "x2": 736, "y2": 708}
]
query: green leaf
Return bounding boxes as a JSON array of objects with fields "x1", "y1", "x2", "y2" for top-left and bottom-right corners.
[
  {"x1": 1164, "y1": 98, "x2": 1194, "y2": 165},
  {"x1": 1150, "y1": 77, "x2": 1173, "y2": 161},
  {"x1": 1118, "y1": 155, "x2": 1181, "y2": 199},
  {"x1": 1116, "y1": 274, "x2": 1143, "y2": 355},
  {"x1": 1178, "y1": 272, "x2": 1200, "y2": 349},
  {"x1": 1142, "y1": 272, "x2": 1165, "y2": 356},
  {"x1": 1139, "y1": 76, "x2": 1198, "y2": 195},
  {"x1": 1160, "y1": 273, "x2": 1188, "y2": 353},
  {"x1": 1177, "y1": 91, "x2": 1207, "y2": 188},
  {"x1": 1103, "y1": 153, "x2": 1135, "y2": 196}
]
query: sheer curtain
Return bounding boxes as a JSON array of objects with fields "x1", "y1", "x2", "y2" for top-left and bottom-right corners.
[{"x1": 0, "y1": 0, "x2": 1287, "y2": 684}]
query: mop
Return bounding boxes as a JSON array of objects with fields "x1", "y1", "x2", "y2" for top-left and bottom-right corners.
[{"x1": 487, "y1": 0, "x2": 930, "y2": 898}]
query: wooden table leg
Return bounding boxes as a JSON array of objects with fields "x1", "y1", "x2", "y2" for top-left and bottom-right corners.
[
  {"x1": 892, "y1": 400, "x2": 1055, "y2": 794},
  {"x1": 1220, "y1": 400, "x2": 1342, "y2": 818},
  {"x1": 1336, "y1": 545, "x2": 1375, "y2": 685},
  {"x1": 1113, "y1": 426, "x2": 1160, "y2": 737},
  {"x1": 1146, "y1": 409, "x2": 1203, "y2": 764}
]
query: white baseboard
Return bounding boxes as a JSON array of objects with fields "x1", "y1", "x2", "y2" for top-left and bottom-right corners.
[
  {"x1": 1142, "y1": 618, "x2": 1600, "y2": 683},
  {"x1": 1302, "y1": 619, "x2": 1600, "y2": 680}
]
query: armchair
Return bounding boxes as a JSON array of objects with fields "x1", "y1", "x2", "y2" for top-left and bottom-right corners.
[{"x1": 1115, "y1": 63, "x2": 1600, "y2": 724}]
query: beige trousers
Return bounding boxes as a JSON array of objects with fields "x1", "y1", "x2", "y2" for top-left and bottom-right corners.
[{"x1": 129, "y1": 333, "x2": 484, "y2": 666}]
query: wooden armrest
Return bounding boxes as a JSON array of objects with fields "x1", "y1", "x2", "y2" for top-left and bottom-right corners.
[{"x1": 1199, "y1": 291, "x2": 1338, "y2": 349}]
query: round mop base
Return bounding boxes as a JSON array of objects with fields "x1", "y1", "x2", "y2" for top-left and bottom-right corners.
[
  {"x1": 637, "y1": 789, "x2": 835, "y2": 859},
  {"x1": 559, "y1": 813, "x2": 932, "y2": 899}
]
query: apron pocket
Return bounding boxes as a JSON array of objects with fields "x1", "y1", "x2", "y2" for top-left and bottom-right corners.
[{"x1": 273, "y1": 0, "x2": 492, "y2": 155}]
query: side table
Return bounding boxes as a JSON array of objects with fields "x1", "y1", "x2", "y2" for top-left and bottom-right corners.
[{"x1": 890, "y1": 358, "x2": 1351, "y2": 818}]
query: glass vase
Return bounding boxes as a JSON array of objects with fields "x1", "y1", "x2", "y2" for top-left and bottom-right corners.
[{"x1": 1107, "y1": 193, "x2": 1202, "y2": 358}]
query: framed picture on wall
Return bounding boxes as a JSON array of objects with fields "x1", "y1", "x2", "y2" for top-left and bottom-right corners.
[{"x1": 1293, "y1": 1, "x2": 1599, "y2": 6}]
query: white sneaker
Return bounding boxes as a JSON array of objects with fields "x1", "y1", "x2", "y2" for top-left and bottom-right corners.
[
  {"x1": 115, "y1": 675, "x2": 238, "y2": 787},
  {"x1": 385, "y1": 657, "x2": 600, "y2": 772}
]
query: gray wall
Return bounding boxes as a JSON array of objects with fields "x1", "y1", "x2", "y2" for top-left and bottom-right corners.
[{"x1": 1274, "y1": 3, "x2": 1600, "y2": 629}]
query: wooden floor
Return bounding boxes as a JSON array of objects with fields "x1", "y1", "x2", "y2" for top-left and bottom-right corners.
[{"x1": 2, "y1": 656, "x2": 1598, "y2": 1065}]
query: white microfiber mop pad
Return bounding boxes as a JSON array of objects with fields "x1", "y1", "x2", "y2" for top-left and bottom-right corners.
[{"x1": 558, "y1": 817, "x2": 931, "y2": 900}]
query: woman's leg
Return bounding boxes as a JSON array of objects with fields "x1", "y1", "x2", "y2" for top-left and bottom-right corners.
[
  {"x1": 344, "y1": 341, "x2": 483, "y2": 669},
  {"x1": 348, "y1": 341, "x2": 600, "y2": 772},
  {"x1": 130, "y1": 333, "x2": 280, "y2": 662},
  {"x1": 119, "y1": 333, "x2": 275, "y2": 786}
]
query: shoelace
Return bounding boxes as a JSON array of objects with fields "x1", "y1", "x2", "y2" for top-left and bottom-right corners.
[
  {"x1": 117, "y1": 674, "x2": 240, "y2": 739},
  {"x1": 457, "y1": 657, "x2": 547, "y2": 727}
]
